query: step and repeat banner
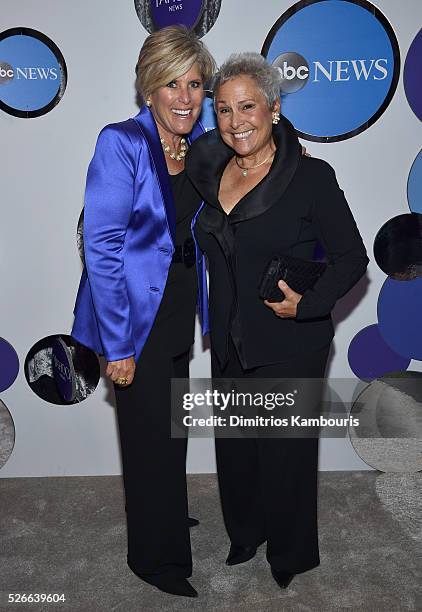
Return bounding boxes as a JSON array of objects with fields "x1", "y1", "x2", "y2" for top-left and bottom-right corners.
[{"x1": 1, "y1": 0, "x2": 421, "y2": 476}]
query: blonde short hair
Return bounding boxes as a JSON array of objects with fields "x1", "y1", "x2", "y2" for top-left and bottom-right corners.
[{"x1": 136, "y1": 25, "x2": 216, "y2": 100}]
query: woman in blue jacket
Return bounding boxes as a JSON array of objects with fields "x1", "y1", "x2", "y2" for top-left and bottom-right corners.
[{"x1": 72, "y1": 26, "x2": 215, "y2": 598}]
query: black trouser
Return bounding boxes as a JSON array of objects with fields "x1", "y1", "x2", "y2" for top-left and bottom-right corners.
[
  {"x1": 114, "y1": 343, "x2": 191, "y2": 579},
  {"x1": 212, "y1": 338, "x2": 330, "y2": 574}
]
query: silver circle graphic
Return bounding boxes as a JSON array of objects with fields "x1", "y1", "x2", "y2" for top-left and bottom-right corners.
[
  {"x1": 349, "y1": 371, "x2": 422, "y2": 473},
  {"x1": 272, "y1": 52, "x2": 310, "y2": 94},
  {"x1": 24, "y1": 334, "x2": 100, "y2": 405},
  {"x1": 0, "y1": 399, "x2": 15, "y2": 469}
]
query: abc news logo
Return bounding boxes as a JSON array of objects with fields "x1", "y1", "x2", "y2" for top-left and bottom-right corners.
[
  {"x1": 0, "y1": 61, "x2": 59, "y2": 84},
  {"x1": 274, "y1": 52, "x2": 388, "y2": 94}
]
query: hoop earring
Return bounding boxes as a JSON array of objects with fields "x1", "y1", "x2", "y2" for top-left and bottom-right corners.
[{"x1": 272, "y1": 111, "x2": 280, "y2": 125}]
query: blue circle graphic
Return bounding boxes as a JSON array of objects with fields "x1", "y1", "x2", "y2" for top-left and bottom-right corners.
[
  {"x1": 348, "y1": 324, "x2": 410, "y2": 381},
  {"x1": 404, "y1": 29, "x2": 422, "y2": 122},
  {"x1": 262, "y1": 0, "x2": 400, "y2": 142},
  {"x1": 377, "y1": 277, "x2": 422, "y2": 360},
  {"x1": 0, "y1": 338, "x2": 19, "y2": 393},
  {"x1": 408, "y1": 149, "x2": 422, "y2": 214},
  {"x1": 0, "y1": 28, "x2": 67, "y2": 118},
  {"x1": 134, "y1": 0, "x2": 222, "y2": 39}
]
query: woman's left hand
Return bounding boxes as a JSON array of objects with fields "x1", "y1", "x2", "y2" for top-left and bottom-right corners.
[{"x1": 264, "y1": 280, "x2": 302, "y2": 318}]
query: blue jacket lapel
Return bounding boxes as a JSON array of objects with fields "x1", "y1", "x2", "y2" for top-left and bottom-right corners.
[
  {"x1": 133, "y1": 105, "x2": 177, "y2": 245},
  {"x1": 132, "y1": 107, "x2": 205, "y2": 246}
]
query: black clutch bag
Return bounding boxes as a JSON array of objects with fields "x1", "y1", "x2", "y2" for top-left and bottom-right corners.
[{"x1": 258, "y1": 254, "x2": 327, "y2": 302}]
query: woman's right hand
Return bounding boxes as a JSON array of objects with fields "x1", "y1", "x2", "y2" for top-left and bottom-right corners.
[{"x1": 106, "y1": 357, "x2": 136, "y2": 386}]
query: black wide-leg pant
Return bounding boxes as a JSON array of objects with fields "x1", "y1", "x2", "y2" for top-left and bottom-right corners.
[
  {"x1": 114, "y1": 342, "x2": 192, "y2": 579},
  {"x1": 212, "y1": 339, "x2": 330, "y2": 574}
]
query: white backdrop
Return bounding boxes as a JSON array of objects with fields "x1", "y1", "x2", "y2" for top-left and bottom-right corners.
[{"x1": 1, "y1": 0, "x2": 421, "y2": 477}]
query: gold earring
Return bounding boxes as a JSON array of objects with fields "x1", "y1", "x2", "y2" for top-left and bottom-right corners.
[
  {"x1": 272, "y1": 111, "x2": 280, "y2": 125},
  {"x1": 146, "y1": 99, "x2": 152, "y2": 107}
]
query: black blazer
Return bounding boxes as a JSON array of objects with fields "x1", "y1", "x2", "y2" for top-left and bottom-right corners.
[{"x1": 186, "y1": 116, "x2": 369, "y2": 370}]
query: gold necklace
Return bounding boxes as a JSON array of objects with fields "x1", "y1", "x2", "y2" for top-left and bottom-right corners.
[
  {"x1": 235, "y1": 149, "x2": 275, "y2": 177},
  {"x1": 160, "y1": 137, "x2": 188, "y2": 161}
]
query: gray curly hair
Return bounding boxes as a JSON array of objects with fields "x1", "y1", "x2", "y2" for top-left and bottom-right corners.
[{"x1": 212, "y1": 52, "x2": 282, "y2": 108}]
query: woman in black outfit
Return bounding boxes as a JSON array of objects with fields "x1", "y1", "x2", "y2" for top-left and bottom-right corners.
[
  {"x1": 113, "y1": 169, "x2": 203, "y2": 594},
  {"x1": 185, "y1": 52, "x2": 369, "y2": 589},
  {"x1": 72, "y1": 26, "x2": 215, "y2": 598}
]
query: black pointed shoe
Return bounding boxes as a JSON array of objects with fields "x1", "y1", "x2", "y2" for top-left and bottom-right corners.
[
  {"x1": 141, "y1": 575, "x2": 198, "y2": 598},
  {"x1": 271, "y1": 567, "x2": 295, "y2": 589},
  {"x1": 226, "y1": 544, "x2": 258, "y2": 566},
  {"x1": 128, "y1": 563, "x2": 198, "y2": 598}
]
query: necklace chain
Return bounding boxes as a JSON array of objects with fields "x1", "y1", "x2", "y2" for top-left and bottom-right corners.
[
  {"x1": 160, "y1": 137, "x2": 188, "y2": 162},
  {"x1": 235, "y1": 149, "x2": 275, "y2": 177}
]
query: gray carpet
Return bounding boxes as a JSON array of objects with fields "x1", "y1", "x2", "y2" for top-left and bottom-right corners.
[{"x1": 0, "y1": 472, "x2": 421, "y2": 611}]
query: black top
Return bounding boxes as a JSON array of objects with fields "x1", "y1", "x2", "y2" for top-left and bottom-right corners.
[
  {"x1": 185, "y1": 116, "x2": 369, "y2": 370},
  {"x1": 149, "y1": 169, "x2": 201, "y2": 356}
]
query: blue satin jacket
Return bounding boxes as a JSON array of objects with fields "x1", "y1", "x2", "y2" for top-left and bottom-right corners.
[{"x1": 71, "y1": 105, "x2": 209, "y2": 362}]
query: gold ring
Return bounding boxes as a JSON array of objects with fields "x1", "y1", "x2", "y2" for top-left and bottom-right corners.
[{"x1": 116, "y1": 377, "x2": 129, "y2": 386}]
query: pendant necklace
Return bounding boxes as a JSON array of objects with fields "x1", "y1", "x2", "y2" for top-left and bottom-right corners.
[{"x1": 235, "y1": 150, "x2": 275, "y2": 177}]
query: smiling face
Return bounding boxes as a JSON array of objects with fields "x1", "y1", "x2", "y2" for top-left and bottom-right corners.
[
  {"x1": 149, "y1": 63, "x2": 204, "y2": 140},
  {"x1": 215, "y1": 75, "x2": 280, "y2": 159}
]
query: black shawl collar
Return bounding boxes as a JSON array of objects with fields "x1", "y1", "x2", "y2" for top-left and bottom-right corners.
[{"x1": 185, "y1": 113, "x2": 302, "y2": 225}]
